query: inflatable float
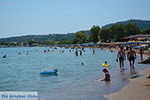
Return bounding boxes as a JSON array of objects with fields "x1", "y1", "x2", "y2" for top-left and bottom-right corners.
[
  {"x1": 40, "y1": 69, "x2": 58, "y2": 75},
  {"x1": 102, "y1": 63, "x2": 111, "y2": 67},
  {"x1": 42, "y1": 51, "x2": 49, "y2": 53}
]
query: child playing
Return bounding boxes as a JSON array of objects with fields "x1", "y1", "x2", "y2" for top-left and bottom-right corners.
[
  {"x1": 102, "y1": 61, "x2": 111, "y2": 67},
  {"x1": 100, "y1": 68, "x2": 111, "y2": 81}
]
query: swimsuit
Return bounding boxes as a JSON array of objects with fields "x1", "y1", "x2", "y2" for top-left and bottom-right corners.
[
  {"x1": 128, "y1": 56, "x2": 135, "y2": 61},
  {"x1": 105, "y1": 73, "x2": 110, "y2": 81},
  {"x1": 119, "y1": 57, "x2": 124, "y2": 62}
]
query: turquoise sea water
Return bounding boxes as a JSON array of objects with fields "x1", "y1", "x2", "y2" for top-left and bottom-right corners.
[{"x1": 0, "y1": 47, "x2": 148, "y2": 100}]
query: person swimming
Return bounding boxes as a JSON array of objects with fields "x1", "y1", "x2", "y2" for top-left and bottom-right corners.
[
  {"x1": 81, "y1": 62, "x2": 84, "y2": 65},
  {"x1": 102, "y1": 61, "x2": 111, "y2": 67},
  {"x1": 53, "y1": 68, "x2": 58, "y2": 72},
  {"x1": 2, "y1": 55, "x2": 6, "y2": 58}
]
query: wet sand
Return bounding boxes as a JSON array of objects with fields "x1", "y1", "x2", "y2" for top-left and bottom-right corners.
[{"x1": 107, "y1": 67, "x2": 150, "y2": 100}]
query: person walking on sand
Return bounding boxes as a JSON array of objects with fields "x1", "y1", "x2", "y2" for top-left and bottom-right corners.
[
  {"x1": 117, "y1": 47, "x2": 126, "y2": 69},
  {"x1": 148, "y1": 45, "x2": 150, "y2": 57},
  {"x1": 127, "y1": 48, "x2": 136, "y2": 68}
]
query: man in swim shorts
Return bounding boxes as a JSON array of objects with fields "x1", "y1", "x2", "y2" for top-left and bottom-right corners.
[
  {"x1": 117, "y1": 47, "x2": 126, "y2": 69},
  {"x1": 127, "y1": 48, "x2": 136, "y2": 68}
]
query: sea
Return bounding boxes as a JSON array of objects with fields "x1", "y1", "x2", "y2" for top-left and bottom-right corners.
[{"x1": 0, "y1": 47, "x2": 148, "y2": 100}]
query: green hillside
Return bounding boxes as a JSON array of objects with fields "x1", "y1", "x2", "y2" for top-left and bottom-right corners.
[
  {"x1": 102, "y1": 19, "x2": 150, "y2": 30},
  {"x1": 0, "y1": 30, "x2": 90, "y2": 43},
  {"x1": 0, "y1": 19, "x2": 150, "y2": 43},
  {"x1": 0, "y1": 33, "x2": 75, "y2": 43}
]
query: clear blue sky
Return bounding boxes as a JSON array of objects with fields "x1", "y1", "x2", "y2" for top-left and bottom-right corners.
[{"x1": 0, "y1": 0, "x2": 150, "y2": 38}]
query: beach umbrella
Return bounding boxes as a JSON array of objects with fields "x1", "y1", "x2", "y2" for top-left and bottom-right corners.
[
  {"x1": 141, "y1": 44, "x2": 147, "y2": 47},
  {"x1": 137, "y1": 46, "x2": 141, "y2": 49}
]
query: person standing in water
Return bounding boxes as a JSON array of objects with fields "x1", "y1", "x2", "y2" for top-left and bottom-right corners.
[
  {"x1": 127, "y1": 48, "x2": 136, "y2": 68},
  {"x1": 139, "y1": 47, "x2": 143, "y2": 61},
  {"x1": 75, "y1": 49, "x2": 78, "y2": 56},
  {"x1": 79, "y1": 50, "x2": 82, "y2": 56},
  {"x1": 93, "y1": 48, "x2": 95, "y2": 54},
  {"x1": 117, "y1": 47, "x2": 126, "y2": 69}
]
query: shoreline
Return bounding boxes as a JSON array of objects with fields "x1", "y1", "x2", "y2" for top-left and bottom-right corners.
[{"x1": 106, "y1": 66, "x2": 150, "y2": 100}]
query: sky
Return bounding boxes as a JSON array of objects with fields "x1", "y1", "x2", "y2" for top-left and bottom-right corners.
[{"x1": 0, "y1": 0, "x2": 150, "y2": 38}]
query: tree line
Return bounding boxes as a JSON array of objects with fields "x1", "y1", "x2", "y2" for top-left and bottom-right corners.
[
  {"x1": 0, "y1": 22, "x2": 150, "y2": 46},
  {"x1": 72, "y1": 22, "x2": 150, "y2": 44}
]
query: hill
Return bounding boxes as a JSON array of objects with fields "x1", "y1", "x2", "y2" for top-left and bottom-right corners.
[
  {"x1": 0, "y1": 30, "x2": 90, "y2": 43},
  {"x1": 0, "y1": 33, "x2": 75, "y2": 43},
  {"x1": 0, "y1": 19, "x2": 150, "y2": 43},
  {"x1": 102, "y1": 19, "x2": 150, "y2": 30}
]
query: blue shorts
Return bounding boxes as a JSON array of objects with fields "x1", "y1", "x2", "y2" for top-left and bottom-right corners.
[{"x1": 119, "y1": 57, "x2": 124, "y2": 62}]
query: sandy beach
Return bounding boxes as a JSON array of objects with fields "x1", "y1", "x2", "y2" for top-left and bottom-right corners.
[{"x1": 107, "y1": 67, "x2": 150, "y2": 100}]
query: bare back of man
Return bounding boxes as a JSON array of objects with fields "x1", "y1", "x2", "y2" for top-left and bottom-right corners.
[
  {"x1": 127, "y1": 48, "x2": 136, "y2": 68},
  {"x1": 117, "y1": 47, "x2": 126, "y2": 69}
]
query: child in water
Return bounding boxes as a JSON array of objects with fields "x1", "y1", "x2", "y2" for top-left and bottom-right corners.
[
  {"x1": 102, "y1": 61, "x2": 111, "y2": 67},
  {"x1": 100, "y1": 68, "x2": 111, "y2": 81}
]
